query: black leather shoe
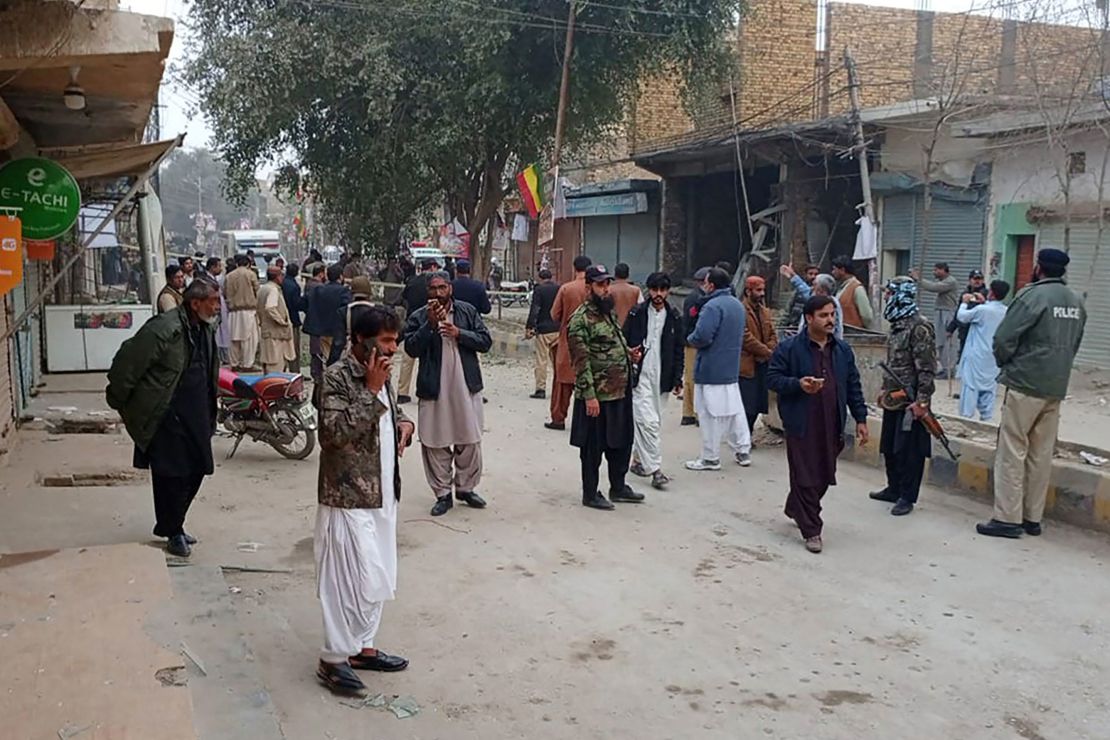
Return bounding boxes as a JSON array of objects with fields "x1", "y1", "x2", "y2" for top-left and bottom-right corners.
[
  {"x1": 430, "y1": 496, "x2": 453, "y2": 517},
  {"x1": 680, "y1": 416, "x2": 698, "y2": 426},
  {"x1": 182, "y1": 532, "x2": 198, "y2": 545},
  {"x1": 349, "y1": 650, "x2": 409, "y2": 672},
  {"x1": 1022, "y1": 520, "x2": 1042, "y2": 536},
  {"x1": 544, "y1": 421, "x2": 566, "y2": 431},
  {"x1": 609, "y1": 485, "x2": 645, "y2": 503},
  {"x1": 530, "y1": 390, "x2": 546, "y2": 399},
  {"x1": 977, "y1": 519, "x2": 1023, "y2": 538},
  {"x1": 456, "y1": 491, "x2": 487, "y2": 508},
  {"x1": 167, "y1": 535, "x2": 191, "y2": 558},
  {"x1": 870, "y1": 488, "x2": 900, "y2": 503},
  {"x1": 890, "y1": 500, "x2": 914, "y2": 516},
  {"x1": 316, "y1": 660, "x2": 366, "y2": 695},
  {"x1": 397, "y1": 395, "x2": 412, "y2": 404},
  {"x1": 583, "y1": 493, "x2": 615, "y2": 511}
]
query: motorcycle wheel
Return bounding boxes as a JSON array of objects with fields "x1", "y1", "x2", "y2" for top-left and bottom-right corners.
[{"x1": 268, "y1": 408, "x2": 317, "y2": 460}]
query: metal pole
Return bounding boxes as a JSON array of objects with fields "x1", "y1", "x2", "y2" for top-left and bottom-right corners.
[
  {"x1": 1, "y1": 135, "x2": 184, "y2": 343},
  {"x1": 551, "y1": 0, "x2": 577, "y2": 169},
  {"x1": 844, "y1": 46, "x2": 880, "y2": 319}
]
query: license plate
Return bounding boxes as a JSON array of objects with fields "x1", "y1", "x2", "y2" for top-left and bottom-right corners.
[{"x1": 296, "y1": 403, "x2": 317, "y2": 429}]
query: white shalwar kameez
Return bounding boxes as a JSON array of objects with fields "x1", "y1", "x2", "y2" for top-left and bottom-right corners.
[
  {"x1": 632, "y1": 306, "x2": 667, "y2": 474},
  {"x1": 695, "y1": 382, "x2": 751, "y2": 463},
  {"x1": 315, "y1": 386, "x2": 398, "y2": 664}
]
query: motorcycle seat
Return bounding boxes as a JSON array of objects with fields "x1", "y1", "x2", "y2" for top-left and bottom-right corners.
[
  {"x1": 236, "y1": 372, "x2": 299, "y2": 386},
  {"x1": 219, "y1": 369, "x2": 304, "y2": 401}
]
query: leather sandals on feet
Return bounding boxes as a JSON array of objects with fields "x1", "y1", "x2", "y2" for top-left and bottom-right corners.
[
  {"x1": 349, "y1": 650, "x2": 409, "y2": 672},
  {"x1": 609, "y1": 486, "x2": 645, "y2": 503},
  {"x1": 430, "y1": 496, "x2": 453, "y2": 517},
  {"x1": 316, "y1": 660, "x2": 366, "y2": 695},
  {"x1": 455, "y1": 491, "x2": 487, "y2": 508}
]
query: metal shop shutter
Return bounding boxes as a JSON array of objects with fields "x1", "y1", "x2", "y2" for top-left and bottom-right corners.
[
  {"x1": 880, "y1": 194, "x2": 916, "y2": 253},
  {"x1": 582, "y1": 217, "x2": 619, "y2": 275},
  {"x1": 909, "y1": 196, "x2": 987, "y2": 317},
  {"x1": 616, "y1": 212, "x2": 659, "y2": 284},
  {"x1": 1036, "y1": 222, "x2": 1109, "y2": 368}
]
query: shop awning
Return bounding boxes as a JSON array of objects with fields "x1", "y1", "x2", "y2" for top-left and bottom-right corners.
[{"x1": 44, "y1": 139, "x2": 181, "y2": 181}]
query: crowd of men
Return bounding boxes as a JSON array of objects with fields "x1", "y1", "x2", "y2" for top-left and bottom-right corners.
[{"x1": 107, "y1": 242, "x2": 1086, "y2": 695}]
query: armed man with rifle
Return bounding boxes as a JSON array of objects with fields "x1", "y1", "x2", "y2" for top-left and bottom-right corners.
[{"x1": 870, "y1": 277, "x2": 938, "y2": 517}]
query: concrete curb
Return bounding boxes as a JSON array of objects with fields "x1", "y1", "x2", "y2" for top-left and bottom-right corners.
[
  {"x1": 488, "y1": 326, "x2": 534, "y2": 362},
  {"x1": 843, "y1": 416, "x2": 1110, "y2": 535}
]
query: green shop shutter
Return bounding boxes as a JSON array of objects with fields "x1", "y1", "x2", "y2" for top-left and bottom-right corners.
[{"x1": 1035, "y1": 222, "x2": 1109, "y2": 368}]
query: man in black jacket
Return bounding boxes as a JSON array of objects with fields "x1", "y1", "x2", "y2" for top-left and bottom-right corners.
[
  {"x1": 451, "y1": 259, "x2": 492, "y2": 315},
  {"x1": 396, "y1": 258, "x2": 440, "y2": 402},
  {"x1": 624, "y1": 272, "x2": 684, "y2": 489},
  {"x1": 404, "y1": 272, "x2": 493, "y2": 517},
  {"x1": 282, "y1": 263, "x2": 305, "y2": 373},
  {"x1": 767, "y1": 295, "x2": 869, "y2": 553},
  {"x1": 526, "y1": 269, "x2": 559, "y2": 399},
  {"x1": 303, "y1": 264, "x2": 351, "y2": 383},
  {"x1": 680, "y1": 266, "x2": 711, "y2": 425}
]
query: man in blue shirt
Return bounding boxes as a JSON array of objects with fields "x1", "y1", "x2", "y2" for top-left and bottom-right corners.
[
  {"x1": 684, "y1": 268, "x2": 752, "y2": 470},
  {"x1": 955, "y1": 280, "x2": 1009, "y2": 421},
  {"x1": 451, "y1": 260, "x2": 492, "y2": 315}
]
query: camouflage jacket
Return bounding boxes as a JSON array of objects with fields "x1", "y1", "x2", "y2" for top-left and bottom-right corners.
[
  {"x1": 882, "y1": 312, "x2": 937, "y2": 408},
  {"x1": 318, "y1": 354, "x2": 413, "y2": 509},
  {"x1": 567, "y1": 301, "x2": 631, "y2": 402}
]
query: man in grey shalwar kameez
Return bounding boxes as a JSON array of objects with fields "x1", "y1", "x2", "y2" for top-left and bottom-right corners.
[{"x1": 403, "y1": 272, "x2": 493, "y2": 517}]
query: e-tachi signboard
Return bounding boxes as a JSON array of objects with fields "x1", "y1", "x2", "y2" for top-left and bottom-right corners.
[{"x1": 0, "y1": 158, "x2": 81, "y2": 241}]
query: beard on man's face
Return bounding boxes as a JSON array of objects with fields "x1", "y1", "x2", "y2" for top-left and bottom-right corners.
[{"x1": 590, "y1": 292, "x2": 615, "y2": 315}]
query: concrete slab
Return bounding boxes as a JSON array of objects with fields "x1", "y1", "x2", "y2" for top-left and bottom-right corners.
[
  {"x1": 168, "y1": 565, "x2": 284, "y2": 740},
  {"x1": 0, "y1": 544, "x2": 196, "y2": 739}
]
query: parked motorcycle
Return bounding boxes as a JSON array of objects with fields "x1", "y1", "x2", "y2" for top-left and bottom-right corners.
[
  {"x1": 217, "y1": 368, "x2": 317, "y2": 460},
  {"x1": 495, "y1": 279, "x2": 532, "y2": 308}
]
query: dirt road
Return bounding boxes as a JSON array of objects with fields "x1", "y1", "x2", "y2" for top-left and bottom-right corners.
[{"x1": 2, "y1": 357, "x2": 1109, "y2": 739}]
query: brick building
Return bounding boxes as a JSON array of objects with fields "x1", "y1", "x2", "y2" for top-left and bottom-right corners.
[{"x1": 562, "y1": 0, "x2": 1110, "y2": 339}]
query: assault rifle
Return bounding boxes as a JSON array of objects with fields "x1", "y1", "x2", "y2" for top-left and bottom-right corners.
[{"x1": 878, "y1": 362, "x2": 960, "y2": 462}]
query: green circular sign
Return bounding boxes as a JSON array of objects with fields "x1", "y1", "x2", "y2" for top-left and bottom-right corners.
[{"x1": 0, "y1": 158, "x2": 81, "y2": 240}]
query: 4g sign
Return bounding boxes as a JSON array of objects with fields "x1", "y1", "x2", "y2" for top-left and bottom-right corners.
[
  {"x1": 0, "y1": 158, "x2": 81, "y2": 240},
  {"x1": 0, "y1": 215, "x2": 24, "y2": 298}
]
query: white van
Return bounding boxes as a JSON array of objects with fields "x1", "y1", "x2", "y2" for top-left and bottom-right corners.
[{"x1": 409, "y1": 245, "x2": 447, "y2": 267}]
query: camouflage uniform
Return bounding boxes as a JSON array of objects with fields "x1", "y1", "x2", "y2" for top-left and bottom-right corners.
[
  {"x1": 318, "y1": 354, "x2": 412, "y2": 509},
  {"x1": 878, "y1": 312, "x2": 937, "y2": 510},
  {"x1": 566, "y1": 301, "x2": 631, "y2": 402},
  {"x1": 567, "y1": 299, "x2": 638, "y2": 506},
  {"x1": 880, "y1": 313, "x2": 938, "y2": 409}
]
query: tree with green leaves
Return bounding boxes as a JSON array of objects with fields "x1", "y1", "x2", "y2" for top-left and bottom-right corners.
[{"x1": 185, "y1": 0, "x2": 740, "y2": 272}]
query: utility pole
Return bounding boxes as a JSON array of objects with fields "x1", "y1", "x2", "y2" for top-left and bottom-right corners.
[
  {"x1": 540, "y1": 0, "x2": 577, "y2": 267},
  {"x1": 844, "y1": 46, "x2": 880, "y2": 319},
  {"x1": 552, "y1": 0, "x2": 577, "y2": 170},
  {"x1": 194, "y1": 174, "x2": 205, "y2": 254}
]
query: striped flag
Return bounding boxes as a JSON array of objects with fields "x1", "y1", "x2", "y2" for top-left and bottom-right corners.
[{"x1": 515, "y1": 164, "x2": 544, "y2": 219}]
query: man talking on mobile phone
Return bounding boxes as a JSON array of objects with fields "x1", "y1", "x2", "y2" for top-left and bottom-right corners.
[
  {"x1": 403, "y1": 271, "x2": 493, "y2": 517},
  {"x1": 314, "y1": 306, "x2": 415, "y2": 695},
  {"x1": 768, "y1": 296, "x2": 869, "y2": 553}
]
